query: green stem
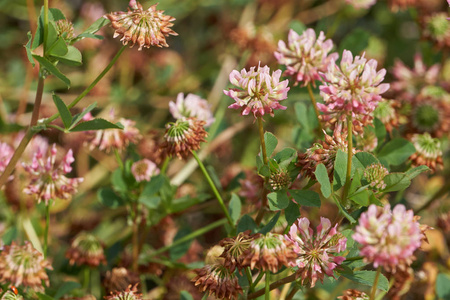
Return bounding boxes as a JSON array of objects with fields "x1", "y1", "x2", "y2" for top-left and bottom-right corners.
[
  {"x1": 250, "y1": 271, "x2": 265, "y2": 291},
  {"x1": 257, "y1": 116, "x2": 268, "y2": 164},
  {"x1": 265, "y1": 271, "x2": 270, "y2": 300},
  {"x1": 370, "y1": 267, "x2": 382, "y2": 300},
  {"x1": 30, "y1": 75, "x2": 45, "y2": 127},
  {"x1": 248, "y1": 273, "x2": 297, "y2": 299},
  {"x1": 245, "y1": 268, "x2": 254, "y2": 293},
  {"x1": 191, "y1": 151, "x2": 235, "y2": 230},
  {"x1": 114, "y1": 149, "x2": 124, "y2": 171},
  {"x1": 341, "y1": 114, "x2": 353, "y2": 205},
  {"x1": 255, "y1": 116, "x2": 269, "y2": 225},
  {"x1": 160, "y1": 156, "x2": 170, "y2": 175},
  {"x1": 43, "y1": 203, "x2": 50, "y2": 259},
  {"x1": 306, "y1": 83, "x2": 323, "y2": 134},
  {"x1": 43, "y1": 0, "x2": 49, "y2": 54},
  {"x1": 45, "y1": 46, "x2": 127, "y2": 124},
  {"x1": 83, "y1": 267, "x2": 90, "y2": 291},
  {"x1": 147, "y1": 218, "x2": 227, "y2": 258}
]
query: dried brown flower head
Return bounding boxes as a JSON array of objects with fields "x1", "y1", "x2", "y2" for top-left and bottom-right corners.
[
  {"x1": 338, "y1": 289, "x2": 369, "y2": 300},
  {"x1": 66, "y1": 232, "x2": 106, "y2": 267},
  {"x1": 104, "y1": 267, "x2": 140, "y2": 294},
  {"x1": 192, "y1": 264, "x2": 243, "y2": 300},
  {"x1": 104, "y1": 284, "x2": 142, "y2": 300},
  {"x1": 219, "y1": 231, "x2": 258, "y2": 272}
]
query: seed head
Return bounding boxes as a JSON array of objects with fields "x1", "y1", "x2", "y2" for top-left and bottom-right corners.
[
  {"x1": 219, "y1": 231, "x2": 257, "y2": 272},
  {"x1": 409, "y1": 133, "x2": 443, "y2": 173},
  {"x1": 66, "y1": 232, "x2": 106, "y2": 267}
]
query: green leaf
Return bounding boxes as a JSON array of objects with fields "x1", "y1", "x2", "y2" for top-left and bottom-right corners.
[
  {"x1": 382, "y1": 173, "x2": 411, "y2": 192},
  {"x1": 259, "y1": 212, "x2": 280, "y2": 234},
  {"x1": 76, "y1": 32, "x2": 104, "y2": 40},
  {"x1": 52, "y1": 94, "x2": 72, "y2": 129},
  {"x1": 70, "y1": 118, "x2": 123, "y2": 132},
  {"x1": 111, "y1": 169, "x2": 127, "y2": 193},
  {"x1": 314, "y1": 163, "x2": 331, "y2": 198},
  {"x1": 378, "y1": 138, "x2": 416, "y2": 166},
  {"x1": 48, "y1": 37, "x2": 68, "y2": 57},
  {"x1": 436, "y1": 273, "x2": 450, "y2": 299},
  {"x1": 1, "y1": 226, "x2": 18, "y2": 244},
  {"x1": 45, "y1": 22, "x2": 60, "y2": 54},
  {"x1": 36, "y1": 293, "x2": 54, "y2": 300},
  {"x1": 138, "y1": 174, "x2": 165, "y2": 209},
  {"x1": 70, "y1": 102, "x2": 97, "y2": 129},
  {"x1": 353, "y1": 152, "x2": 380, "y2": 169},
  {"x1": 267, "y1": 190, "x2": 290, "y2": 210},
  {"x1": 25, "y1": 32, "x2": 35, "y2": 67},
  {"x1": 289, "y1": 190, "x2": 321, "y2": 207},
  {"x1": 180, "y1": 291, "x2": 194, "y2": 300},
  {"x1": 333, "y1": 195, "x2": 356, "y2": 223},
  {"x1": 264, "y1": 132, "x2": 278, "y2": 158},
  {"x1": 405, "y1": 165, "x2": 430, "y2": 179},
  {"x1": 333, "y1": 149, "x2": 349, "y2": 190},
  {"x1": 285, "y1": 201, "x2": 300, "y2": 225},
  {"x1": 228, "y1": 193, "x2": 242, "y2": 225},
  {"x1": 97, "y1": 188, "x2": 124, "y2": 208},
  {"x1": 374, "y1": 117, "x2": 386, "y2": 143},
  {"x1": 348, "y1": 170, "x2": 369, "y2": 207},
  {"x1": 341, "y1": 270, "x2": 389, "y2": 292},
  {"x1": 339, "y1": 28, "x2": 371, "y2": 55},
  {"x1": 54, "y1": 282, "x2": 81, "y2": 300},
  {"x1": 33, "y1": 55, "x2": 71, "y2": 87},
  {"x1": 258, "y1": 165, "x2": 270, "y2": 177},
  {"x1": 79, "y1": 17, "x2": 110, "y2": 36},
  {"x1": 170, "y1": 227, "x2": 193, "y2": 260},
  {"x1": 52, "y1": 46, "x2": 82, "y2": 67},
  {"x1": 274, "y1": 148, "x2": 297, "y2": 169},
  {"x1": 49, "y1": 8, "x2": 66, "y2": 21},
  {"x1": 32, "y1": 8, "x2": 45, "y2": 49},
  {"x1": 237, "y1": 214, "x2": 257, "y2": 233},
  {"x1": 295, "y1": 102, "x2": 310, "y2": 131}
]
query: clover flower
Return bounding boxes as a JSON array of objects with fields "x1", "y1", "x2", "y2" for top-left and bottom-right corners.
[
  {"x1": 87, "y1": 110, "x2": 142, "y2": 153},
  {"x1": 1, "y1": 290, "x2": 24, "y2": 300},
  {"x1": 409, "y1": 133, "x2": 443, "y2": 173},
  {"x1": 22, "y1": 144, "x2": 83, "y2": 205},
  {"x1": 223, "y1": 63, "x2": 289, "y2": 117},
  {"x1": 274, "y1": 29, "x2": 338, "y2": 87},
  {"x1": 0, "y1": 241, "x2": 52, "y2": 291},
  {"x1": 364, "y1": 163, "x2": 389, "y2": 191},
  {"x1": 131, "y1": 159, "x2": 159, "y2": 182},
  {"x1": 318, "y1": 50, "x2": 389, "y2": 134},
  {"x1": 55, "y1": 19, "x2": 74, "y2": 42},
  {"x1": 105, "y1": 0, "x2": 177, "y2": 50},
  {"x1": 285, "y1": 217, "x2": 347, "y2": 287},
  {"x1": 161, "y1": 117, "x2": 207, "y2": 159},
  {"x1": 268, "y1": 168, "x2": 292, "y2": 191},
  {"x1": 0, "y1": 142, "x2": 13, "y2": 173},
  {"x1": 66, "y1": 232, "x2": 106, "y2": 268},
  {"x1": 345, "y1": 0, "x2": 377, "y2": 10},
  {"x1": 241, "y1": 232, "x2": 297, "y2": 273},
  {"x1": 104, "y1": 268, "x2": 140, "y2": 294},
  {"x1": 192, "y1": 264, "x2": 243, "y2": 300},
  {"x1": 423, "y1": 13, "x2": 450, "y2": 49},
  {"x1": 353, "y1": 204, "x2": 423, "y2": 272},
  {"x1": 169, "y1": 93, "x2": 215, "y2": 127},
  {"x1": 338, "y1": 289, "x2": 369, "y2": 300},
  {"x1": 219, "y1": 231, "x2": 257, "y2": 272},
  {"x1": 373, "y1": 99, "x2": 402, "y2": 133},
  {"x1": 104, "y1": 284, "x2": 142, "y2": 300}
]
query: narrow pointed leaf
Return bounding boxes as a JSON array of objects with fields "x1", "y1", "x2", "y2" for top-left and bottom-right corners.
[{"x1": 52, "y1": 94, "x2": 72, "y2": 129}]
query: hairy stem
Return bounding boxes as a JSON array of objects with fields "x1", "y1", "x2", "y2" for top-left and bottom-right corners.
[
  {"x1": 191, "y1": 151, "x2": 235, "y2": 230},
  {"x1": 306, "y1": 83, "x2": 323, "y2": 135},
  {"x1": 248, "y1": 273, "x2": 297, "y2": 299},
  {"x1": 340, "y1": 114, "x2": 353, "y2": 205}
]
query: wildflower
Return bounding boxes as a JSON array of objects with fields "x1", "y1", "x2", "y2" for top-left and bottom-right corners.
[
  {"x1": 391, "y1": 54, "x2": 440, "y2": 102},
  {"x1": 66, "y1": 232, "x2": 106, "y2": 267},
  {"x1": 318, "y1": 50, "x2": 389, "y2": 134},
  {"x1": 219, "y1": 231, "x2": 257, "y2": 272},
  {"x1": 192, "y1": 264, "x2": 243, "y2": 300},
  {"x1": 104, "y1": 268, "x2": 140, "y2": 294},
  {"x1": 223, "y1": 63, "x2": 290, "y2": 117},
  {"x1": 345, "y1": 0, "x2": 377, "y2": 10},
  {"x1": 161, "y1": 117, "x2": 207, "y2": 159},
  {"x1": 268, "y1": 168, "x2": 292, "y2": 191},
  {"x1": 169, "y1": 93, "x2": 215, "y2": 126},
  {"x1": 423, "y1": 13, "x2": 450, "y2": 49},
  {"x1": 0, "y1": 142, "x2": 13, "y2": 173},
  {"x1": 274, "y1": 29, "x2": 338, "y2": 87},
  {"x1": 409, "y1": 133, "x2": 443, "y2": 173},
  {"x1": 105, "y1": 0, "x2": 177, "y2": 50},
  {"x1": 0, "y1": 241, "x2": 52, "y2": 291},
  {"x1": 373, "y1": 99, "x2": 402, "y2": 133},
  {"x1": 131, "y1": 159, "x2": 159, "y2": 182},
  {"x1": 241, "y1": 232, "x2": 297, "y2": 273},
  {"x1": 104, "y1": 284, "x2": 142, "y2": 300},
  {"x1": 364, "y1": 163, "x2": 389, "y2": 191},
  {"x1": 285, "y1": 217, "x2": 347, "y2": 287},
  {"x1": 353, "y1": 204, "x2": 423, "y2": 272},
  {"x1": 55, "y1": 19, "x2": 74, "y2": 42},
  {"x1": 1, "y1": 290, "x2": 24, "y2": 300},
  {"x1": 22, "y1": 144, "x2": 83, "y2": 205},
  {"x1": 338, "y1": 289, "x2": 369, "y2": 300},
  {"x1": 87, "y1": 110, "x2": 142, "y2": 153}
]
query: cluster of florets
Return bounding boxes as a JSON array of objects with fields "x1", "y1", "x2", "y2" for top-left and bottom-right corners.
[
  {"x1": 364, "y1": 163, "x2": 389, "y2": 191},
  {"x1": 422, "y1": 12, "x2": 450, "y2": 49},
  {"x1": 22, "y1": 144, "x2": 83, "y2": 205},
  {"x1": 274, "y1": 29, "x2": 338, "y2": 87},
  {"x1": 318, "y1": 50, "x2": 390, "y2": 134},
  {"x1": 105, "y1": 0, "x2": 177, "y2": 50},
  {"x1": 285, "y1": 217, "x2": 347, "y2": 287},
  {"x1": 223, "y1": 63, "x2": 290, "y2": 117},
  {"x1": 169, "y1": 93, "x2": 215, "y2": 127},
  {"x1": 192, "y1": 264, "x2": 243, "y2": 300},
  {"x1": 65, "y1": 232, "x2": 106, "y2": 267},
  {"x1": 131, "y1": 159, "x2": 159, "y2": 182},
  {"x1": 409, "y1": 133, "x2": 443, "y2": 172},
  {"x1": 353, "y1": 204, "x2": 423, "y2": 272},
  {"x1": 104, "y1": 284, "x2": 142, "y2": 300}
]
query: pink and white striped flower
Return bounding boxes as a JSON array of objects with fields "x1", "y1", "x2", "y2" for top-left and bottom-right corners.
[
  {"x1": 274, "y1": 28, "x2": 338, "y2": 87},
  {"x1": 23, "y1": 144, "x2": 83, "y2": 205},
  {"x1": 169, "y1": 93, "x2": 215, "y2": 126},
  {"x1": 353, "y1": 204, "x2": 423, "y2": 272},
  {"x1": 318, "y1": 50, "x2": 389, "y2": 134},
  {"x1": 131, "y1": 158, "x2": 160, "y2": 182},
  {"x1": 285, "y1": 217, "x2": 347, "y2": 287},
  {"x1": 223, "y1": 63, "x2": 290, "y2": 117}
]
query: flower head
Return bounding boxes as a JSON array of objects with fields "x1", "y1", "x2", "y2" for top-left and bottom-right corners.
[
  {"x1": 423, "y1": 13, "x2": 450, "y2": 49},
  {"x1": 22, "y1": 144, "x2": 83, "y2": 205},
  {"x1": 364, "y1": 163, "x2": 389, "y2": 191},
  {"x1": 0, "y1": 241, "x2": 52, "y2": 291},
  {"x1": 353, "y1": 204, "x2": 423, "y2": 272},
  {"x1": 318, "y1": 50, "x2": 390, "y2": 134},
  {"x1": 55, "y1": 19, "x2": 74, "y2": 42},
  {"x1": 169, "y1": 93, "x2": 215, "y2": 126},
  {"x1": 338, "y1": 289, "x2": 369, "y2": 300},
  {"x1": 104, "y1": 284, "x2": 142, "y2": 300},
  {"x1": 1, "y1": 290, "x2": 24, "y2": 300},
  {"x1": 192, "y1": 264, "x2": 243, "y2": 300},
  {"x1": 104, "y1": 268, "x2": 140, "y2": 294},
  {"x1": 241, "y1": 232, "x2": 297, "y2": 273},
  {"x1": 105, "y1": 0, "x2": 177, "y2": 50},
  {"x1": 409, "y1": 133, "x2": 443, "y2": 173},
  {"x1": 285, "y1": 217, "x2": 347, "y2": 287},
  {"x1": 373, "y1": 99, "x2": 402, "y2": 133},
  {"x1": 223, "y1": 63, "x2": 289, "y2": 117},
  {"x1": 161, "y1": 117, "x2": 207, "y2": 159},
  {"x1": 345, "y1": 0, "x2": 377, "y2": 10},
  {"x1": 274, "y1": 29, "x2": 338, "y2": 87},
  {"x1": 0, "y1": 142, "x2": 13, "y2": 173},
  {"x1": 219, "y1": 231, "x2": 257, "y2": 272},
  {"x1": 131, "y1": 159, "x2": 159, "y2": 182},
  {"x1": 66, "y1": 232, "x2": 106, "y2": 267}
]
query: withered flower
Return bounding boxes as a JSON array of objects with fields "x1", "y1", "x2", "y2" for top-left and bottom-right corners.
[
  {"x1": 104, "y1": 284, "x2": 142, "y2": 300},
  {"x1": 219, "y1": 231, "x2": 257, "y2": 272},
  {"x1": 104, "y1": 267, "x2": 140, "y2": 294},
  {"x1": 66, "y1": 232, "x2": 106, "y2": 267},
  {"x1": 192, "y1": 264, "x2": 243, "y2": 300}
]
